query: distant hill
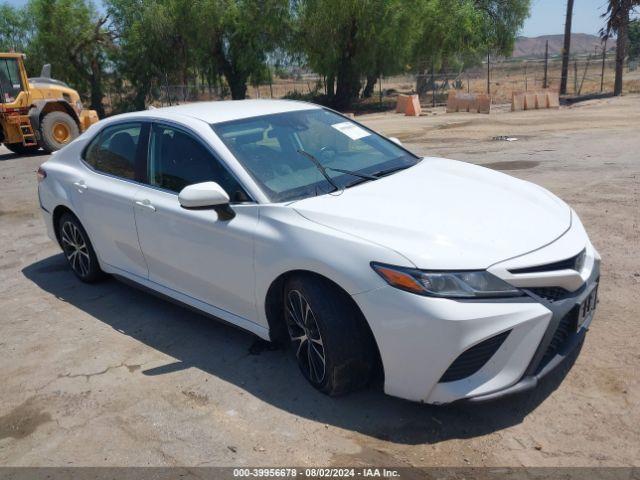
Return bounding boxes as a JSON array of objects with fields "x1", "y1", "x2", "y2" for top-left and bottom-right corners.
[{"x1": 512, "y1": 34, "x2": 615, "y2": 58}]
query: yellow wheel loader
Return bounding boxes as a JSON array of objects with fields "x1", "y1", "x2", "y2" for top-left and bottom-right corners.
[{"x1": 0, "y1": 52, "x2": 99, "y2": 155}]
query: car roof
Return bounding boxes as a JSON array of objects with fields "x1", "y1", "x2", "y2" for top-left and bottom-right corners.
[{"x1": 116, "y1": 99, "x2": 322, "y2": 125}]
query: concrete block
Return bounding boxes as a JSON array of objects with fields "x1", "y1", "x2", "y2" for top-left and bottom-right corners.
[
  {"x1": 405, "y1": 94, "x2": 421, "y2": 116},
  {"x1": 524, "y1": 92, "x2": 538, "y2": 110},
  {"x1": 446, "y1": 91, "x2": 458, "y2": 113},
  {"x1": 536, "y1": 92, "x2": 548, "y2": 109},
  {"x1": 456, "y1": 94, "x2": 472, "y2": 112},
  {"x1": 512, "y1": 92, "x2": 525, "y2": 111},
  {"x1": 396, "y1": 95, "x2": 409, "y2": 113},
  {"x1": 468, "y1": 96, "x2": 479, "y2": 113},
  {"x1": 546, "y1": 90, "x2": 560, "y2": 108},
  {"x1": 477, "y1": 94, "x2": 492, "y2": 114}
]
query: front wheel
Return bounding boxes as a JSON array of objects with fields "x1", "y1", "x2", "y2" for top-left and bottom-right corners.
[
  {"x1": 58, "y1": 213, "x2": 105, "y2": 283},
  {"x1": 284, "y1": 274, "x2": 375, "y2": 396},
  {"x1": 40, "y1": 111, "x2": 80, "y2": 153}
]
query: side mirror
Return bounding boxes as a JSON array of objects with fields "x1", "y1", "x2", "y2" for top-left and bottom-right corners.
[
  {"x1": 389, "y1": 137, "x2": 402, "y2": 146},
  {"x1": 179, "y1": 181, "x2": 229, "y2": 208},
  {"x1": 178, "y1": 182, "x2": 235, "y2": 220}
]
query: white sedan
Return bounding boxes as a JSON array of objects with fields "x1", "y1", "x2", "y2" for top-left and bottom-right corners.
[{"x1": 37, "y1": 100, "x2": 600, "y2": 404}]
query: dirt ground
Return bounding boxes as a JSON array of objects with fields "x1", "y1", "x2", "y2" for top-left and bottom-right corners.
[{"x1": 1, "y1": 95, "x2": 639, "y2": 467}]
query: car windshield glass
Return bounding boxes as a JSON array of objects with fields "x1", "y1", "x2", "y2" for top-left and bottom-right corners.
[
  {"x1": 211, "y1": 108, "x2": 420, "y2": 202},
  {"x1": 0, "y1": 58, "x2": 23, "y2": 103}
]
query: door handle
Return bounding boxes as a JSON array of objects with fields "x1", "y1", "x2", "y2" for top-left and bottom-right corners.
[
  {"x1": 73, "y1": 181, "x2": 88, "y2": 192},
  {"x1": 135, "y1": 200, "x2": 156, "y2": 212}
]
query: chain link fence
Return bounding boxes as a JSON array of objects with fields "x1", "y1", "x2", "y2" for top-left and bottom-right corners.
[
  {"x1": 405, "y1": 53, "x2": 639, "y2": 106},
  {"x1": 101, "y1": 54, "x2": 638, "y2": 113}
]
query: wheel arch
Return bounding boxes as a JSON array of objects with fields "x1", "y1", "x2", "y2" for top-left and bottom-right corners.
[
  {"x1": 52, "y1": 204, "x2": 78, "y2": 246},
  {"x1": 264, "y1": 269, "x2": 383, "y2": 380},
  {"x1": 29, "y1": 100, "x2": 81, "y2": 134}
]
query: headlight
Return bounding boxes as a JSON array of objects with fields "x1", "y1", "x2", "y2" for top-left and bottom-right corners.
[{"x1": 371, "y1": 262, "x2": 523, "y2": 298}]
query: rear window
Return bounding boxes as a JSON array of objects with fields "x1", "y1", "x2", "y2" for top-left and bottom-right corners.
[{"x1": 83, "y1": 123, "x2": 142, "y2": 180}]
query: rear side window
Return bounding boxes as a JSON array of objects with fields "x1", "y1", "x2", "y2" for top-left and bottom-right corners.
[
  {"x1": 84, "y1": 123, "x2": 142, "y2": 180},
  {"x1": 147, "y1": 124, "x2": 248, "y2": 201}
]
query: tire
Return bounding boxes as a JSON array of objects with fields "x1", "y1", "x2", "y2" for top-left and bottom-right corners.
[
  {"x1": 284, "y1": 274, "x2": 375, "y2": 395},
  {"x1": 57, "y1": 213, "x2": 105, "y2": 283},
  {"x1": 39, "y1": 111, "x2": 80, "y2": 153},
  {"x1": 4, "y1": 143, "x2": 40, "y2": 155}
]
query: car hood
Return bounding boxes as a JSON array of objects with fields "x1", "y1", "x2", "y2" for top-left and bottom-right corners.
[{"x1": 291, "y1": 157, "x2": 571, "y2": 270}]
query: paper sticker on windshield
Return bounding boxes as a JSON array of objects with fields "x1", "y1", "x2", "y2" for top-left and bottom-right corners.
[{"x1": 331, "y1": 122, "x2": 370, "y2": 140}]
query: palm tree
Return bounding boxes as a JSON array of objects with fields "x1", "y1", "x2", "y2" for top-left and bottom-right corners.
[{"x1": 602, "y1": 0, "x2": 640, "y2": 96}]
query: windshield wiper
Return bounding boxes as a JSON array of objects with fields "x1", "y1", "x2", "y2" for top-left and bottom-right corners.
[
  {"x1": 370, "y1": 165, "x2": 412, "y2": 178},
  {"x1": 297, "y1": 150, "x2": 378, "y2": 191},
  {"x1": 297, "y1": 150, "x2": 340, "y2": 192}
]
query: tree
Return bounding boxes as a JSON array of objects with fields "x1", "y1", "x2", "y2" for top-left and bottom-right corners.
[
  {"x1": 200, "y1": 0, "x2": 291, "y2": 100},
  {"x1": 107, "y1": 0, "x2": 290, "y2": 106},
  {"x1": 630, "y1": 18, "x2": 640, "y2": 60},
  {"x1": 412, "y1": 0, "x2": 484, "y2": 94},
  {"x1": 0, "y1": 4, "x2": 32, "y2": 52},
  {"x1": 296, "y1": 0, "x2": 417, "y2": 109},
  {"x1": 26, "y1": 0, "x2": 113, "y2": 117},
  {"x1": 602, "y1": 0, "x2": 639, "y2": 96},
  {"x1": 107, "y1": 0, "x2": 200, "y2": 110},
  {"x1": 412, "y1": 0, "x2": 530, "y2": 95}
]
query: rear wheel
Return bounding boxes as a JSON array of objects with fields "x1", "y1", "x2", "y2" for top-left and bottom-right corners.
[
  {"x1": 4, "y1": 143, "x2": 40, "y2": 155},
  {"x1": 284, "y1": 274, "x2": 375, "y2": 395},
  {"x1": 40, "y1": 111, "x2": 79, "y2": 153},
  {"x1": 57, "y1": 213, "x2": 105, "y2": 283}
]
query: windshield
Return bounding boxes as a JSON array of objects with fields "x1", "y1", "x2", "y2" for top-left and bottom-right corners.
[
  {"x1": 0, "y1": 58, "x2": 23, "y2": 103},
  {"x1": 211, "y1": 108, "x2": 420, "y2": 202}
]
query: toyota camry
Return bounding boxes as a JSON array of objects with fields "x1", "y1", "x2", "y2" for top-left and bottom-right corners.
[{"x1": 37, "y1": 100, "x2": 600, "y2": 403}]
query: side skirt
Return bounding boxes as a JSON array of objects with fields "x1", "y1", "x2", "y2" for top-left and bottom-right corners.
[{"x1": 103, "y1": 264, "x2": 270, "y2": 341}]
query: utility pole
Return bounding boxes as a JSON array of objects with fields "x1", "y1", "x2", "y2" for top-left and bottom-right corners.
[
  {"x1": 487, "y1": 50, "x2": 490, "y2": 95},
  {"x1": 543, "y1": 40, "x2": 549, "y2": 89},
  {"x1": 560, "y1": 0, "x2": 575, "y2": 95},
  {"x1": 601, "y1": 37, "x2": 608, "y2": 92}
]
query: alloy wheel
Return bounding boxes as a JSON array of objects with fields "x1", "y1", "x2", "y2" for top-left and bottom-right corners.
[
  {"x1": 61, "y1": 221, "x2": 91, "y2": 277},
  {"x1": 285, "y1": 289, "x2": 326, "y2": 383}
]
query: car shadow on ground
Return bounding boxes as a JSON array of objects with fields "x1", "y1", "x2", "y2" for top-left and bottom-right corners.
[{"x1": 23, "y1": 253, "x2": 583, "y2": 446}]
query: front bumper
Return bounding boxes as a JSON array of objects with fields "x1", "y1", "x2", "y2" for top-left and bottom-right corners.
[
  {"x1": 353, "y1": 255, "x2": 600, "y2": 404},
  {"x1": 466, "y1": 260, "x2": 599, "y2": 403}
]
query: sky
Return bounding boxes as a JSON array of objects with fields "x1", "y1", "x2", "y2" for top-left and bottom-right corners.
[
  {"x1": 1, "y1": 0, "x2": 630, "y2": 38},
  {"x1": 521, "y1": 0, "x2": 610, "y2": 37}
]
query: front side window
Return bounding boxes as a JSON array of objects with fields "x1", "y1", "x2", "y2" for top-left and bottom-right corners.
[
  {"x1": 212, "y1": 108, "x2": 420, "y2": 202},
  {"x1": 84, "y1": 123, "x2": 141, "y2": 180},
  {"x1": 0, "y1": 58, "x2": 23, "y2": 103},
  {"x1": 147, "y1": 124, "x2": 247, "y2": 202}
]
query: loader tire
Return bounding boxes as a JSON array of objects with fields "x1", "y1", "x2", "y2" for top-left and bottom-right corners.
[
  {"x1": 40, "y1": 111, "x2": 79, "y2": 153},
  {"x1": 4, "y1": 143, "x2": 40, "y2": 155}
]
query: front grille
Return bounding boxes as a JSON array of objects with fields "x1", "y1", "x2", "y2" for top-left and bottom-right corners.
[
  {"x1": 536, "y1": 308, "x2": 578, "y2": 371},
  {"x1": 440, "y1": 330, "x2": 511, "y2": 383},
  {"x1": 528, "y1": 286, "x2": 571, "y2": 302},
  {"x1": 509, "y1": 249, "x2": 586, "y2": 274}
]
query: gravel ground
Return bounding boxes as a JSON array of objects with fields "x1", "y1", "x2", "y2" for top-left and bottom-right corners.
[{"x1": 0, "y1": 95, "x2": 638, "y2": 467}]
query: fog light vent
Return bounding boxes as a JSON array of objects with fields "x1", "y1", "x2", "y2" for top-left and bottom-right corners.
[{"x1": 439, "y1": 330, "x2": 511, "y2": 383}]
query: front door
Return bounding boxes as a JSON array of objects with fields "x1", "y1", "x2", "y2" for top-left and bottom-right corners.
[{"x1": 133, "y1": 123, "x2": 258, "y2": 322}]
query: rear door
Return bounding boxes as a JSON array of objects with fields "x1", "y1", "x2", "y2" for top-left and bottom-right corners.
[
  {"x1": 72, "y1": 121, "x2": 149, "y2": 278},
  {"x1": 133, "y1": 122, "x2": 259, "y2": 322}
]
